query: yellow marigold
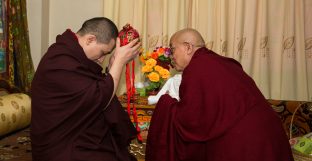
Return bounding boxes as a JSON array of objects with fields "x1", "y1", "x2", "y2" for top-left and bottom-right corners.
[
  {"x1": 148, "y1": 72, "x2": 160, "y2": 82},
  {"x1": 145, "y1": 58, "x2": 157, "y2": 67},
  {"x1": 141, "y1": 65, "x2": 153, "y2": 73},
  {"x1": 159, "y1": 68, "x2": 170, "y2": 79},
  {"x1": 154, "y1": 65, "x2": 163, "y2": 72}
]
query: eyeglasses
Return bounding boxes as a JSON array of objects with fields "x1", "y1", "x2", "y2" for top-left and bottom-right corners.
[
  {"x1": 182, "y1": 42, "x2": 205, "y2": 48},
  {"x1": 169, "y1": 46, "x2": 176, "y2": 54},
  {"x1": 169, "y1": 42, "x2": 205, "y2": 54}
]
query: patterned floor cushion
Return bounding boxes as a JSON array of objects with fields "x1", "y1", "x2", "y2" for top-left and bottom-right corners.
[{"x1": 0, "y1": 93, "x2": 31, "y2": 137}]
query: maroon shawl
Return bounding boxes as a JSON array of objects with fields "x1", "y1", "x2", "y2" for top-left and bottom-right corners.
[
  {"x1": 145, "y1": 48, "x2": 294, "y2": 161},
  {"x1": 31, "y1": 30, "x2": 137, "y2": 161}
]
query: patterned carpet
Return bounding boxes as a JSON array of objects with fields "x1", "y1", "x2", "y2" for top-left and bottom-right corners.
[
  {"x1": 0, "y1": 127, "x2": 145, "y2": 161},
  {"x1": 0, "y1": 127, "x2": 31, "y2": 161}
]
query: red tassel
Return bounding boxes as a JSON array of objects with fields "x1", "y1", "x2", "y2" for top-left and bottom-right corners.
[
  {"x1": 119, "y1": 23, "x2": 142, "y2": 142},
  {"x1": 126, "y1": 64, "x2": 131, "y2": 115},
  {"x1": 125, "y1": 60, "x2": 142, "y2": 142}
]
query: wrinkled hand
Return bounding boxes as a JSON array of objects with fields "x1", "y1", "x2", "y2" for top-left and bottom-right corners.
[{"x1": 112, "y1": 38, "x2": 141, "y2": 66}]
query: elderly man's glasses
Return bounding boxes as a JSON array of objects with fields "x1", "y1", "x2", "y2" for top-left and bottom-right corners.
[
  {"x1": 183, "y1": 42, "x2": 205, "y2": 48},
  {"x1": 169, "y1": 46, "x2": 176, "y2": 54},
  {"x1": 169, "y1": 42, "x2": 205, "y2": 54}
]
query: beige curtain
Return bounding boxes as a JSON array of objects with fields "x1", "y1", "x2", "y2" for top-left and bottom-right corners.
[
  {"x1": 104, "y1": 0, "x2": 312, "y2": 101},
  {"x1": 306, "y1": 0, "x2": 312, "y2": 102},
  {"x1": 104, "y1": 0, "x2": 188, "y2": 95}
]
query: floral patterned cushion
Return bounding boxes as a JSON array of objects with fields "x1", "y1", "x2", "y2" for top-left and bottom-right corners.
[{"x1": 0, "y1": 93, "x2": 31, "y2": 137}]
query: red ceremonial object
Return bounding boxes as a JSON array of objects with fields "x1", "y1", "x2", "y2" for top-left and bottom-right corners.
[
  {"x1": 118, "y1": 24, "x2": 142, "y2": 142},
  {"x1": 118, "y1": 24, "x2": 140, "y2": 46}
]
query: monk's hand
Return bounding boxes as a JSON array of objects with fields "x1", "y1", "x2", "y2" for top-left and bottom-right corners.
[{"x1": 113, "y1": 38, "x2": 141, "y2": 66}]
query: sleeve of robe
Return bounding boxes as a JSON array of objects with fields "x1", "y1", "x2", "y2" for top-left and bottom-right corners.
[{"x1": 31, "y1": 53, "x2": 113, "y2": 134}]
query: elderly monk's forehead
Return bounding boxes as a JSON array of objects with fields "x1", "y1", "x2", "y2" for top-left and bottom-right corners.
[{"x1": 170, "y1": 29, "x2": 203, "y2": 45}]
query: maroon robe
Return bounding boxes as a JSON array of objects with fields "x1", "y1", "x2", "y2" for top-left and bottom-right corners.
[
  {"x1": 145, "y1": 48, "x2": 294, "y2": 161},
  {"x1": 31, "y1": 29, "x2": 137, "y2": 161}
]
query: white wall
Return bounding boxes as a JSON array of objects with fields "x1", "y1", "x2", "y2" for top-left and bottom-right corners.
[
  {"x1": 27, "y1": 0, "x2": 42, "y2": 70},
  {"x1": 27, "y1": 0, "x2": 104, "y2": 69}
]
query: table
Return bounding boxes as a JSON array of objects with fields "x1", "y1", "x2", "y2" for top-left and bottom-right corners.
[{"x1": 118, "y1": 94, "x2": 156, "y2": 161}]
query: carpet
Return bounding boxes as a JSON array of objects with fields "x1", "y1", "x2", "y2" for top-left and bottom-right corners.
[
  {"x1": 0, "y1": 127, "x2": 31, "y2": 161},
  {"x1": 0, "y1": 127, "x2": 146, "y2": 161}
]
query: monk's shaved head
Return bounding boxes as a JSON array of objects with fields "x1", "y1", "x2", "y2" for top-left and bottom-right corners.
[
  {"x1": 169, "y1": 28, "x2": 206, "y2": 72},
  {"x1": 170, "y1": 28, "x2": 205, "y2": 47}
]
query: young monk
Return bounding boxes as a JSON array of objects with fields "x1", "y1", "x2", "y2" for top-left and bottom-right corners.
[{"x1": 31, "y1": 17, "x2": 141, "y2": 161}]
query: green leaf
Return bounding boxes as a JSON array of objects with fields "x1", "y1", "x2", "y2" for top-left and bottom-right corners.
[
  {"x1": 158, "y1": 55, "x2": 171, "y2": 62},
  {"x1": 146, "y1": 81, "x2": 161, "y2": 92},
  {"x1": 137, "y1": 88, "x2": 146, "y2": 96}
]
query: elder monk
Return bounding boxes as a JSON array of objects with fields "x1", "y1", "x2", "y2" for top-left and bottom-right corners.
[{"x1": 145, "y1": 28, "x2": 294, "y2": 161}]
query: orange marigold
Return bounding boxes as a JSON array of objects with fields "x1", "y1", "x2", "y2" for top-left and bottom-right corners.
[
  {"x1": 154, "y1": 65, "x2": 163, "y2": 72},
  {"x1": 145, "y1": 58, "x2": 157, "y2": 67},
  {"x1": 151, "y1": 52, "x2": 159, "y2": 59},
  {"x1": 148, "y1": 72, "x2": 160, "y2": 82},
  {"x1": 141, "y1": 65, "x2": 153, "y2": 73},
  {"x1": 159, "y1": 68, "x2": 170, "y2": 79}
]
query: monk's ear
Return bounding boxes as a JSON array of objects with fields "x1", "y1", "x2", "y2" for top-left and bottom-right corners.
[
  {"x1": 184, "y1": 42, "x2": 193, "y2": 55},
  {"x1": 86, "y1": 34, "x2": 97, "y2": 45}
]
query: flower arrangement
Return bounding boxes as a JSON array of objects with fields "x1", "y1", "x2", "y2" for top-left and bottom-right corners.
[{"x1": 139, "y1": 46, "x2": 172, "y2": 93}]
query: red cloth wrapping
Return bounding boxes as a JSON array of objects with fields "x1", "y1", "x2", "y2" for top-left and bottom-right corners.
[{"x1": 118, "y1": 24, "x2": 142, "y2": 141}]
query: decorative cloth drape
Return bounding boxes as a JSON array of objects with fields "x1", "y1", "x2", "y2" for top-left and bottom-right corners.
[
  {"x1": 103, "y1": 0, "x2": 312, "y2": 101},
  {"x1": 0, "y1": 1, "x2": 6, "y2": 76},
  {"x1": 0, "y1": 0, "x2": 34, "y2": 93}
]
